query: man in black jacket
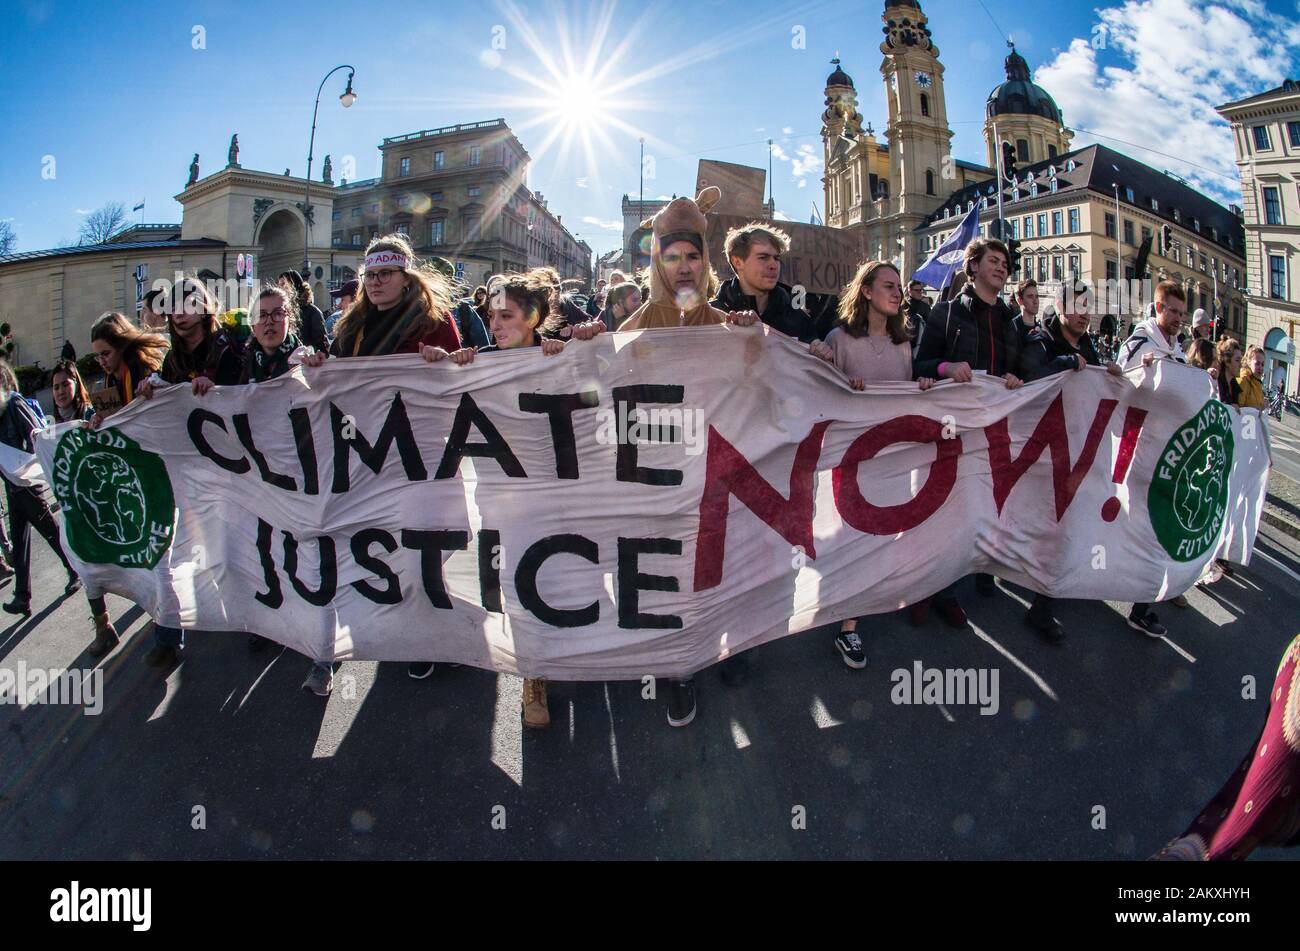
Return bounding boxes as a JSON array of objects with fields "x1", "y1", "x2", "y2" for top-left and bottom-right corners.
[
  {"x1": 1010, "y1": 278, "x2": 1041, "y2": 352},
  {"x1": 915, "y1": 237, "x2": 1024, "y2": 602},
  {"x1": 904, "y1": 280, "x2": 932, "y2": 347},
  {"x1": 710, "y1": 222, "x2": 814, "y2": 341},
  {"x1": 1019, "y1": 281, "x2": 1124, "y2": 641}
]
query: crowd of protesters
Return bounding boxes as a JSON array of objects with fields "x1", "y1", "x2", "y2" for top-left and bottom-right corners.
[{"x1": 0, "y1": 195, "x2": 1287, "y2": 838}]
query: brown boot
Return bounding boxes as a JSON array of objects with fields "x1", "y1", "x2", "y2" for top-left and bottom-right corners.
[
  {"x1": 87, "y1": 612, "x2": 120, "y2": 659},
  {"x1": 522, "y1": 677, "x2": 550, "y2": 729}
]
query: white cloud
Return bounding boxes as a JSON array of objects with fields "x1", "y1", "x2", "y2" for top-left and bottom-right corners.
[
  {"x1": 74, "y1": 208, "x2": 91, "y2": 215},
  {"x1": 782, "y1": 126, "x2": 794, "y2": 135},
  {"x1": 773, "y1": 210, "x2": 791, "y2": 221},
  {"x1": 581, "y1": 216, "x2": 623, "y2": 231},
  {"x1": 1035, "y1": 0, "x2": 1300, "y2": 204},
  {"x1": 575, "y1": 177, "x2": 588, "y2": 188},
  {"x1": 768, "y1": 141, "x2": 824, "y2": 191}
]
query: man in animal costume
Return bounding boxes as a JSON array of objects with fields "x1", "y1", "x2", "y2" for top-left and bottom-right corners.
[
  {"x1": 616, "y1": 186, "x2": 759, "y2": 728},
  {"x1": 618, "y1": 186, "x2": 755, "y2": 331}
]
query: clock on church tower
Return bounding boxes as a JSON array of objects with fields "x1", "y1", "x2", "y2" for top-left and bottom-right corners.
[{"x1": 914, "y1": 72, "x2": 932, "y2": 89}]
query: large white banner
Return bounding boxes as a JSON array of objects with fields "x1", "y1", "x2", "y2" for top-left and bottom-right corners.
[{"x1": 34, "y1": 326, "x2": 1270, "y2": 679}]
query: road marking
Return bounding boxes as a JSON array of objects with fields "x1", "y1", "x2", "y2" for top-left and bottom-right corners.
[
  {"x1": 810, "y1": 694, "x2": 843, "y2": 728},
  {"x1": 969, "y1": 622, "x2": 1059, "y2": 702},
  {"x1": 730, "y1": 718, "x2": 751, "y2": 749},
  {"x1": 491, "y1": 674, "x2": 523, "y2": 787},
  {"x1": 1256, "y1": 547, "x2": 1300, "y2": 584},
  {"x1": 603, "y1": 683, "x2": 621, "y2": 781},
  {"x1": 1159, "y1": 636, "x2": 1197, "y2": 664},
  {"x1": 937, "y1": 703, "x2": 956, "y2": 723}
]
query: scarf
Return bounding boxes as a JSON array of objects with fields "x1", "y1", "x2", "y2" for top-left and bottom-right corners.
[{"x1": 250, "y1": 333, "x2": 301, "y2": 382}]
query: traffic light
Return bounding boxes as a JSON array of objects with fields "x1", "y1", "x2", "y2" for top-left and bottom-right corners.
[
  {"x1": 1006, "y1": 238, "x2": 1022, "y2": 275},
  {"x1": 1001, "y1": 141, "x2": 1018, "y2": 183},
  {"x1": 1161, "y1": 224, "x2": 1172, "y2": 255}
]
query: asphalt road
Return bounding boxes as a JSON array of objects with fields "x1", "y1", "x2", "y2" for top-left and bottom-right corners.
[{"x1": 1, "y1": 519, "x2": 1298, "y2": 860}]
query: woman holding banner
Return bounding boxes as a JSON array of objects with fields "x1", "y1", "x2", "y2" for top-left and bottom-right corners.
[
  {"x1": 809, "y1": 260, "x2": 937, "y2": 668},
  {"x1": 136, "y1": 277, "x2": 241, "y2": 666},
  {"x1": 423, "y1": 268, "x2": 568, "y2": 728},
  {"x1": 0, "y1": 360, "x2": 83, "y2": 623},
  {"x1": 88, "y1": 312, "x2": 168, "y2": 427},
  {"x1": 303, "y1": 234, "x2": 462, "y2": 680}
]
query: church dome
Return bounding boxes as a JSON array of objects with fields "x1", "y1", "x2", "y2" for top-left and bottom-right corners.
[
  {"x1": 826, "y1": 56, "x2": 854, "y2": 88},
  {"x1": 986, "y1": 47, "x2": 1063, "y2": 122}
]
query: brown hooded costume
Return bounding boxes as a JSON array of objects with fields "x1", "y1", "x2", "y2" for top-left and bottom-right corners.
[{"x1": 617, "y1": 186, "x2": 731, "y2": 331}]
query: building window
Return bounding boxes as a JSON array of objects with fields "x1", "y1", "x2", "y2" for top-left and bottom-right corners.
[
  {"x1": 395, "y1": 223, "x2": 409, "y2": 236},
  {"x1": 1065, "y1": 159, "x2": 1076, "y2": 172},
  {"x1": 332, "y1": 233, "x2": 341, "y2": 246},
  {"x1": 1253, "y1": 125, "x2": 1272, "y2": 151},
  {"x1": 1270, "y1": 254, "x2": 1286, "y2": 298},
  {"x1": 925, "y1": 169, "x2": 935, "y2": 195},
  {"x1": 469, "y1": 144, "x2": 481, "y2": 166},
  {"x1": 397, "y1": 194, "x2": 410, "y2": 208},
  {"x1": 351, "y1": 233, "x2": 362, "y2": 247},
  {"x1": 1037, "y1": 213, "x2": 1047, "y2": 236},
  {"x1": 429, "y1": 190, "x2": 443, "y2": 201},
  {"x1": 1037, "y1": 256, "x2": 1047, "y2": 282},
  {"x1": 399, "y1": 157, "x2": 410, "y2": 177},
  {"x1": 434, "y1": 150, "x2": 444, "y2": 170},
  {"x1": 1052, "y1": 255, "x2": 1063, "y2": 281},
  {"x1": 920, "y1": 93, "x2": 930, "y2": 117},
  {"x1": 1173, "y1": 208, "x2": 1181, "y2": 223},
  {"x1": 351, "y1": 207, "x2": 362, "y2": 217},
  {"x1": 465, "y1": 216, "x2": 481, "y2": 240},
  {"x1": 1199, "y1": 253, "x2": 1207, "y2": 273},
  {"x1": 1141, "y1": 225, "x2": 1152, "y2": 247},
  {"x1": 1192, "y1": 217, "x2": 1200, "y2": 232},
  {"x1": 1051, "y1": 210, "x2": 1062, "y2": 235},
  {"x1": 1068, "y1": 253, "x2": 1080, "y2": 277},
  {"x1": 1123, "y1": 219, "x2": 1134, "y2": 245},
  {"x1": 1124, "y1": 187, "x2": 1135, "y2": 203},
  {"x1": 429, "y1": 220, "x2": 444, "y2": 244},
  {"x1": 1049, "y1": 178, "x2": 1058, "y2": 193},
  {"x1": 1022, "y1": 215, "x2": 1032, "y2": 238},
  {"x1": 1029, "y1": 181, "x2": 1038, "y2": 197},
  {"x1": 369, "y1": 203, "x2": 379, "y2": 214},
  {"x1": 1105, "y1": 260, "x2": 1117, "y2": 281},
  {"x1": 1048, "y1": 144, "x2": 1058, "y2": 160},
  {"x1": 1068, "y1": 208, "x2": 1080, "y2": 233},
  {"x1": 331, "y1": 210, "x2": 341, "y2": 221},
  {"x1": 1264, "y1": 186, "x2": 1283, "y2": 225},
  {"x1": 1104, "y1": 212, "x2": 1116, "y2": 238},
  {"x1": 468, "y1": 185, "x2": 481, "y2": 197},
  {"x1": 1017, "y1": 138, "x2": 1029, "y2": 163},
  {"x1": 1011, "y1": 186, "x2": 1020, "y2": 202},
  {"x1": 1008, "y1": 218, "x2": 1019, "y2": 240}
]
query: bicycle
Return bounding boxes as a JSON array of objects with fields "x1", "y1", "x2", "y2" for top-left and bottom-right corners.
[{"x1": 1265, "y1": 385, "x2": 1285, "y2": 421}]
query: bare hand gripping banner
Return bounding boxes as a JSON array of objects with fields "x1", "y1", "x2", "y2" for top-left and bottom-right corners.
[{"x1": 34, "y1": 327, "x2": 1271, "y2": 680}]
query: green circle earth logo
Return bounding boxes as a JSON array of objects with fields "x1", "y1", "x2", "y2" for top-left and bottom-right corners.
[
  {"x1": 50, "y1": 428, "x2": 175, "y2": 568},
  {"x1": 1149, "y1": 399, "x2": 1234, "y2": 562}
]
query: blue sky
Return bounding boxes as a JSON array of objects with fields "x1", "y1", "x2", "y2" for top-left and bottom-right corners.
[{"x1": 3, "y1": 0, "x2": 1298, "y2": 258}]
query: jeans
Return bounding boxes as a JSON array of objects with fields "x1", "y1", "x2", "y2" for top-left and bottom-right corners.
[
  {"x1": 5, "y1": 481, "x2": 74, "y2": 602},
  {"x1": 154, "y1": 624, "x2": 185, "y2": 649}
]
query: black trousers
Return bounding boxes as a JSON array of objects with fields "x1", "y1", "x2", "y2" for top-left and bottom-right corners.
[{"x1": 5, "y1": 481, "x2": 73, "y2": 602}]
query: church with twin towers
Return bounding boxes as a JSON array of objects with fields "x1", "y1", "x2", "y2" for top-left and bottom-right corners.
[{"x1": 819, "y1": 0, "x2": 1245, "y2": 350}]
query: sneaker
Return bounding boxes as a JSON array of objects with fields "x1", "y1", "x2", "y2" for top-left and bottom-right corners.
[
  {"x1": 1127, "y1": 609, "x2": 1167, "y2": 639},
  {"x1": 1024, "y1": 608, "x2": 1064, "y2": 642},
  {"x1": 247, "y1": 633, "x2": 271, "y2": 651},
  {"x1": 521, "y1": 677, "x2": 550, "y2": 729},
  {"x1": 718, "y1": 654, "x2": 750, "y2": 687},
  {"x1": 302, "y1": 663, "x2": 333, "y2": 697},
  {"x1": 87, "y1": 612, "x2": 120, "y2": 659},
  {"x1": 907, "y1": 600, "x2": 930, "y2": 627},
  {"x1": 834, "y1": 630, "x2": 867, "y2": 669},
  {"x1": 1170, "y1": 594, "x2": 1190, "y2": 608},
  {"x1": 144, "y1": 644, "x2": 181, "y2": 667},
  {"x1": 975, "y1": 573, "x2": 997, "y2": 596},
  {"x1": 667, "y1": 678, "x2": 696, "y2": 728},
  {"x1": 64, "y1": 576, "x2": 83, "y2": 597},
  {"x1": 937, "y1": 597, "x2": 968, "y2": 629},
  {"x1": 407, "y1": 661, "x2": 436, "y2": 680},
  {"x1": 3, "y1": 598, "x2": 31, "y2": 617}
]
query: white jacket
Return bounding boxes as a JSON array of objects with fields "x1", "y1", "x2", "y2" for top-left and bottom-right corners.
[{"x1": 1118, "y1": 316, "x2": 1186, "y2": 371}]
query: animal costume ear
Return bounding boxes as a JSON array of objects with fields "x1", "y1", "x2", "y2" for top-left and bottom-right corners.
[{"x1": 695, "y1": 186, "x2": 721, "y2": 215}]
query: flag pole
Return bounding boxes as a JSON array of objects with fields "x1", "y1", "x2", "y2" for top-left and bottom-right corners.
[{"x1": 993, "y1": 120, "x2": 1005, "y2": 294}]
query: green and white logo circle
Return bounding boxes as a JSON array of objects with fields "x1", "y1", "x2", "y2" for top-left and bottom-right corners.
[
  {"x1": 1148, "y1": 399, "x2": 1234, "y2": 562},
  {"x1": 50, "y1": 427, "x2": 175, "y2": 568}
]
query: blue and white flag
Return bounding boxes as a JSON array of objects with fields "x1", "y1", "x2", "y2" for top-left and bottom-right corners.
[
  {"x1": 912, "y1": 203, "x2": 980, "y2": 290},
  {"x1": 131, "y1": 200, "x2": 145, "y2": 212}
]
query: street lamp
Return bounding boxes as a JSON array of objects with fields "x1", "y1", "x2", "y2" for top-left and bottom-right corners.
[{"x1": 304, "y1": 65, "x2": 357, "y2": 275}]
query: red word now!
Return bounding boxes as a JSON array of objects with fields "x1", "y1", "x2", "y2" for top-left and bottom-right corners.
[{"x1": 693, "y1": 394, "x2": 1129, "y2": 592}]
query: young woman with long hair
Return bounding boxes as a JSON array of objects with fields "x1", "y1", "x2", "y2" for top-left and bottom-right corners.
[
  {"x1": 88, "y1": 312, "x2": 168, "y2": 425},
  {"x1": 423, "y1": 268, "x2": 567, "y2": 726},
  {"x1": 277, "y1": 269, "x2": 328, "y2": 353},
  {"x1": 809, "y1": 260, "x2": 937, "y2": 669},
  {"x1": 50, "y1": 359, "x2": 94, "y2": 423}
]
